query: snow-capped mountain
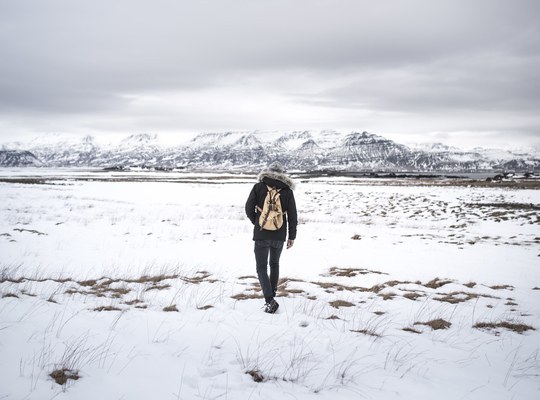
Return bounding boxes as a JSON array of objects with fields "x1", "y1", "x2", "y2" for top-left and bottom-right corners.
[
  {"x1": 0, "y1": 131, "x2": 538, "y2": 172},
  {"x1": 0, "y1": 150, "x2": 43, "y2": 167}
]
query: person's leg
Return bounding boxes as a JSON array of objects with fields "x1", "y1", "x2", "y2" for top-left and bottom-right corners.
[
  {"x1": 269, "y1": 241, "x2": 284, "y2": 298},
  {"x1": 254, "y1": 240, "x2": 273, "y2": 302}
]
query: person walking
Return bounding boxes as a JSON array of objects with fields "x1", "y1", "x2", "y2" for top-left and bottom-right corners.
[{"x1": 245, "y1": 161, "x2": 297, "y2": 313}]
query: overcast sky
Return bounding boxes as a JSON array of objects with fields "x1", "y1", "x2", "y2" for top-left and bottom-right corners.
[{"x1": 1, "y1": 0, "x2": 539, "y2": 149}]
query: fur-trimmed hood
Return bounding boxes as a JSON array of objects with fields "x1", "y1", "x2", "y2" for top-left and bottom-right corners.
[{"x1": 257, "y1": 170, "x2": 295, "y2": 190}]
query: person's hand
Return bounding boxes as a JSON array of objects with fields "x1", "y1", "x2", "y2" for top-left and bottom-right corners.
[{"x1": 287, "y1": 239, "x2": 294, "y2": 249}]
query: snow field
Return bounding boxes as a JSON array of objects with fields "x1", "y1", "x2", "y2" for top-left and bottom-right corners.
[{"x1": 0, "y1": 173, "x2": 539, "y2": 399}]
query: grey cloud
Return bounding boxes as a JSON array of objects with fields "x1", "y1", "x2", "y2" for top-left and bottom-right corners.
[
  {"x1": 0, "y1": 0, "x2": 539, "y2": 146},
  {"x1": 297, "y1": 53, "x2": 540, "y2": 114}
]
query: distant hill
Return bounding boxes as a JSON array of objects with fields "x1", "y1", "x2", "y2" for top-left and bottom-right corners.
[{"x1": 1, "y1": 131, "x2": 539, "y2": 172}]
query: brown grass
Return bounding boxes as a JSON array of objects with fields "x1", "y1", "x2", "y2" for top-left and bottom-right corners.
[
  {"x1": 179, "y1": 271, "x2": 211, "y2": 284},
  {"x1": 13, "y1": 228, "x2": 47, "y2": 236},
  {"x1": 93, "y1": 305, "x2": 121, "y2": 312},
  {"x1": 488, "y1": 284, "x2": 514, "y2": 290},
  {"x1": 50, "y1": 368, "x2": 80, "y2": 385},
  {"x1": 78, "y1": 279, "x2": 98, "y2": 287},
  {"x1": 416, "y1": 319, "x2": 452, "y2": 330},
  {"x1": 329, "y1": 300, "x2": 355, "y2": 308},
  {"x1": 403, "y1": 292, "x2": 422, "y2": 301},
  {"x1": 247, "y1": 370, "x2": 264, "y2": 383},
  {"x1": 129, "y1": 274, "x2": 178, "y2": 284},
  {"x1": 350, "y1": 329, "x2": 381, "y2": 338},
  {"x1": 385, "y1": 280, "x2": 412, "y2": 287},
  {"x1": 402, "y1": 327, "x2": 421, "y2": 334},
  {"x1": 238, "y1": 275, "x2": 257, "y2": 280},
  {"x1": 313, "y1": 281, "x2": 360, "y2": 292},
  {"x1": 124, "y1": 299, "x2": 144, "y2": 305},
  {"x1": 145, "y1": 284, "x2": 171, "y2": 291},
  {"x1": 326, "y1": 315, "x2": 341, "y2": 320},
  {"x1": 326, "y1": 267, "x2": 387, "y2": 277},
  {"x1": 231, "y1": 292, "x2": 262, "y2": 300},
  {"x1": 378, "y1": 292, "x2": 396, "y2": 301},
  {"x1": 474, "y1": 321, "x2": 535, "y2": 334},
  {"x1": 424, "y1": 278, "x2": 453, "y2": 289},
  {"x1": 434, "y1": 292, "x2": 478, "y2": 304},
  {"x1": 197, "y1": 305, "x2": 214, "y2": 310},
  {"x1": 163, "y1": 305, "x2": 178, "y2": 312}
]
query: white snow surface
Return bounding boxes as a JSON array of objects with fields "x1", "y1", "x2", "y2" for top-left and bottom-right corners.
[{"x1": 0, "y1": 170, "x2": 539, "y2": 399}]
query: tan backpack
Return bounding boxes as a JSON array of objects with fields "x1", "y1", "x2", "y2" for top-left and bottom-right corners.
[{"x1": 257, "y1": 186, "x2": 283, "y2": 231}]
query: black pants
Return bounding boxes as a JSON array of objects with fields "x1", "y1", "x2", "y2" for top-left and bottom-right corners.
[{"x1": 254, "y1": 240, "x2": 284, "y2": 302}]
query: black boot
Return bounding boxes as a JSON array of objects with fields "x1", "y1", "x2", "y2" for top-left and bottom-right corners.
[{"x1": 264, "y1": 299, "x2": 279, "y2": 314}]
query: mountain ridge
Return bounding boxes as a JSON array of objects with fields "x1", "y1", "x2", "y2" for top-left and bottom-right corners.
[{"x1": 1, "y1": 131, "x2": 538, "y2": 172}]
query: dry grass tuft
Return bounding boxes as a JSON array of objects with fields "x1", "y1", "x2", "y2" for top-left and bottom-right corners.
[
  {"x1": 378, "y1": 292, "x2": 396, "y2": 301},
  {"x1": 50, "y1": 368, "x2": 80, "y2": 385},
  {"x1": 326, "y1": 267, "x2": 387, "y2": 278},
  {"x1": 474, "y1": 321, "x2": 535, "y2": 334},
  {"x1": 124, "y1": 299, "x2": 144, "y2": 306},
  {"x1": 463, "y1": 282, "x2": 477, "y2": 288},
  {"x1": 402, "y1": 327, "x2": 422, "y2": 334},
  {"x1": 130, "y1": 274, "x2": 178, "y2": 284},
  {"x1": 434, "y1": 291, "x2": 478, "y2": 304},
  {"x1": 384, "y1": 280, "x2": 412, "y2": 287},
  {"x1": 247, "y1": 370, "x2": 265, "y2": 383},
  {"x1": 180, "y1": 271, "x2": 211, "y2": 284},
  {"x1": 78, "y1": 279, "x2": 97, "y2": 287},
  {"x1": 326, "y1": 315, "x2": 341, "y2": 320},
  {"x1": 424, "y1": 278, "x2": 453, "y2": 289},
  {"x1": 366, "y1": 284, "x2": 386, "y2": 294},
  {"x1": 145, "y1": 284, "x2": 171, "y2": 292},
  {"x1": 403, "y1": 292, "x2": 422, "y2": 301},
  {"x1": 197, "y1": 305, "x2": 214, "y2": 310},
  {"x1": 231, "y1": 292, "x2": 262, "y2": 300},
  {"x1": 488, "y1": 284, "x2": 514, "y2": 290},
  {"x1": 313, "y1": 281, "x2": 361, "y2": 292},
  {"x1": 350, "y1": 329, "x2": 381, "y2": 338},
  {"x1": 329, "y1": 300, "x2": 355, "y2": 308},
  {"x1": 93, "y1": 305, "x2": 121, "y2": 312},
  {"x1": 13, "y1": 228, "x2": 47, "y2": 236},
  {"x1": 238, "y1": 275, "x2": 257, "y2": 280},
  {"x1": 163, "y1": 305, "x2": 179, "y2": 312},
  {"x1": 416, "y1": 319, "x2": 452, "y2": 330}
]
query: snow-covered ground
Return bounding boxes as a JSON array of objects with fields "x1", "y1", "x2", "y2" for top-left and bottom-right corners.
[{"x1": 1, "y1": 170, "x2": 539, "y2": 399}]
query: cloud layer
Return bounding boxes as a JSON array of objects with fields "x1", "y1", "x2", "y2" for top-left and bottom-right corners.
[{"x1": 1, "y1": 0, "x2": 539, "y2": 148}]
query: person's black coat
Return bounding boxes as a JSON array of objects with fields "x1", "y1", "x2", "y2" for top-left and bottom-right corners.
[{"x1": 245, "y1": 176, "x2": 297, "y2": 242}]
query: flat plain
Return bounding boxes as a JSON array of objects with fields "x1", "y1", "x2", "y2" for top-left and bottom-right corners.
[{"x1": 1, "y1": 169, "x2": 539, "y2": 399}]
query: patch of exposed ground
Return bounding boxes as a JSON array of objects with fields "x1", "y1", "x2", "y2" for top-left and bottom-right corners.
[
  {"x1": 329, "y1": 300, "x2": 355, "y2": 308},
  {"x1": 350, "y1": 329, "x2": 381, "y2": 338},
  {"x1": 325, "y1": 267, "x2": 388, "y2": 278},
  {"x1": 473, "y1": 321, "x2": 535, "y2": 334},
  {"x1": 415, "y1": 319, "x2": 452, "y2": 330},
  {"x1": 50, "y1": 368, "x2": 80, "y2": 385}
]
